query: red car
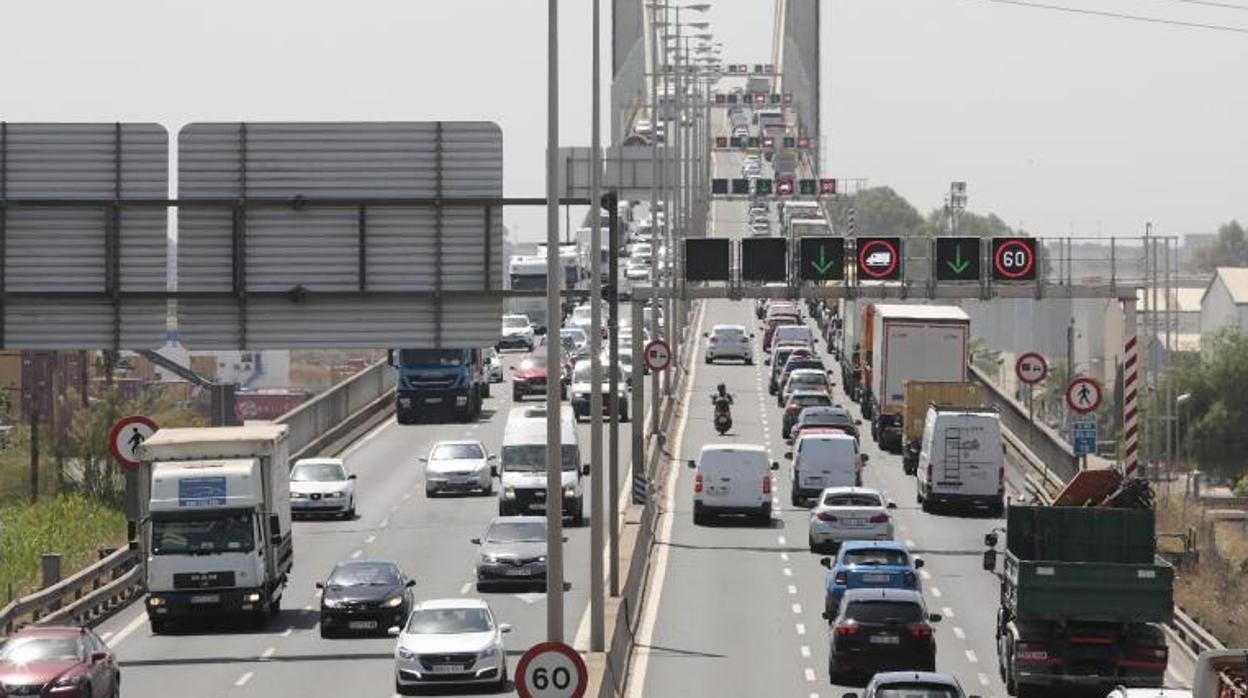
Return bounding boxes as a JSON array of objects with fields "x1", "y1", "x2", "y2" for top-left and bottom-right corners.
[
  {"x1": 0, "y1": 625, "x2": 120, "y2": 698},
  {"x1": 511, "y1": 352, "x2": 571, "y2": 402}
]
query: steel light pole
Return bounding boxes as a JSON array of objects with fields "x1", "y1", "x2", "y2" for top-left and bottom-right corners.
[
  {"x1": 588, "y1": 0, "x2": 605, "y2": 653},
  {"x1": 1177, "y1": 392, "x2": 1191, "y2": 489},
  {"x1": 544, "y1": 0, "x2": 565, "y2": 644}
]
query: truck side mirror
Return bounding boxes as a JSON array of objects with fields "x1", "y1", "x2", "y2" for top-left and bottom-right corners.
[
  {"x1": 784, "y1": 451, "x2": 793, "y2": 460},
  {"x1": 886, "y1": 502, "x2": 897, "y2": 510},
  {"x1": 582, "y1": 464, "x2": 591, "y2": 476},
  {"x1": 471, "y1": 537, "x2": 481, "y2": 545},
  {"x1": 490, "y1": 465, "x2": 498, "y2": 478},
  {"x1": 984, "y1": 532, "x2": 999, "y2": 547},
  {"x1": 348, "y1": 473, "x2": 357, "y2": 480},
  {"x1": 982, "y1": 549, "x2": 997, "y2": 571},
  {"x1": 315, "y1": 581, "x2": 325, "y2": 589},
  {"x1": 771, "y1": 461, "x2": 780, "y2": 471},
  {"x1": 687, "y1": 459, "x2": 697, "y2": 469},
  {"x1": 914, "y1": 557, "x2": 925, "y2": 569},
  {"x1": 534, "y1": 325, "x2": 547, "y2": 336},
  {"x1": 819, "y1": 557, "x2": 832, "y2": 569}
]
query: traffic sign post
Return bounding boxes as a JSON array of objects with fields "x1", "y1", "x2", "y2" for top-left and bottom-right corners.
[
  {"x1": 799, "y1": 237, "x2": 846, "y2": 282},
  {"x1": 1015, "y1": 352, "x2": 1048, "y2": 385},
  {"x1": 516, "y1": 642, "x2": 588, "y2": 698},
  {"x1": 934, "y1": 237, "x2": 982, "y2": 282},
  {"x1": 109, "y1": 415, "x2": 158, "y2": 470},
  {"x1": 855, "y1": 237, "x2": 903, "y2": 281},
  {"x1": 991, "y1": 237, "x2": 1038, "y2": 282},
  {"x1": 1065, "y1": 376, "x2": 1103, "y2": 415},
  {"x1": 644, "y1": 339, "x2": 671, "y2": 372}
]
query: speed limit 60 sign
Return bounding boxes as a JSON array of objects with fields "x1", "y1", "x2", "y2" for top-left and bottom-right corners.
[
  {"x1": 991, "y1": 237, "x2": 1038, "y2": 281},
  {"x1": 516, "y1": 642, "x2": 587, "y2": 698}
]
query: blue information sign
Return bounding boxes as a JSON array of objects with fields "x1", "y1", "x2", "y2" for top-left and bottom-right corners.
[{"x1": 1073, "y1": 419, "x2": 1097, "y2": 456}]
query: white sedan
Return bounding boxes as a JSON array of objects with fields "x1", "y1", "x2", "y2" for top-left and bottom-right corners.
[
  {"x1": 290, "y1": 458, "x2": 357, "y2": 519},
  {"x1": 808, "y1": 486, "x2": 896, "y2": 554},
  {"x1": 393, "y1": 598, "x2": 511, "y2": 693},
  {"x1": 421, "y1": 440, "x2": 495, "y2": 497}
]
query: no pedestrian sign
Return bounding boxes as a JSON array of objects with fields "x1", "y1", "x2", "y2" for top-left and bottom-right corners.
[
  {"x1": 1065, "y1": 377, "x2": 1103, "y2": 414},
  {"x1": 108, "y1": 415, "x2": 159, "y2": 470},
  {"x1": 516, "y1": 642, "x2": 588, "y2": 698}
]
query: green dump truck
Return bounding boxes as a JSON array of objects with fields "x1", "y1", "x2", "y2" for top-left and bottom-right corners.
[{"x1": 983, "y1": 504, "x2": 1174, "y2": 696}]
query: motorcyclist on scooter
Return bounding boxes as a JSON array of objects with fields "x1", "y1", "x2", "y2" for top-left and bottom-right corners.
[{"x1": 710, "y1": 383, "x2": 734, "y2": 409}]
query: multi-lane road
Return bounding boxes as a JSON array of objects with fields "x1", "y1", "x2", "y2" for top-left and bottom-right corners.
[{"x1": 93, "y1": 354, "x2": 636, "y2": 698}]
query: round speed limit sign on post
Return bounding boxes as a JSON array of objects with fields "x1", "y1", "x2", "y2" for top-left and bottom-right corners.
[{"x1": 516, "y1": 642, "x2": 587, "y2": 698}]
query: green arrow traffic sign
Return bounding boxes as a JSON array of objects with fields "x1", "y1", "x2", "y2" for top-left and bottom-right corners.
[
  {"x1": 799, "y1": 237, "x2": 845, "y2": 281},
  {"x1": 934, "y1": 236, "x2": 981, "y2": 281}
]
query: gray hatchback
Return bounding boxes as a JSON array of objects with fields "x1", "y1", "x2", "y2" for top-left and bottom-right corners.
[{"x1": 472, "y1": 516, "x2": 549, "y2": 592}]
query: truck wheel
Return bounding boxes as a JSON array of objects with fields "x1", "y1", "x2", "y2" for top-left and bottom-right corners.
[
  {"x1": 620, "y1": 401, "x2": 630, "y2": 422},
  {"x1": 513, "y1": 386, "x2": 523, "y2": 402},
  {"x1": 482, "y1": 381, "x2": 491, "y2": 399},
  {"x1": 149, "y1": 618, "x2": 169, "y2": 635}
]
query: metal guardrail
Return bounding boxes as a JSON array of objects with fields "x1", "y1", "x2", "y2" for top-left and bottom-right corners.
[
  {"x1": 0, "y1": 358, "x2": 396, "y2": 639},
  {"x1": 981, "y1": 365, "x2": 1227, "y2": 659},
  {"x1": 0, "y1": 548, "x2": 138, "y2": 636}
]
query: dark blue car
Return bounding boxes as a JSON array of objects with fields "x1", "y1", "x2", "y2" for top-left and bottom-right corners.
[{"x1": 820, "y1": 540, "x2": 924, "y2": 617}]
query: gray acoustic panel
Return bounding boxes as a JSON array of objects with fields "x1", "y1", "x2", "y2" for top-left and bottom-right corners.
[
  {"x1": 0, "y1": 122, "x2": 169, "y2": 349},
  {"x1": 176, "y1": 122, "x2": 504, "y2": 348}
]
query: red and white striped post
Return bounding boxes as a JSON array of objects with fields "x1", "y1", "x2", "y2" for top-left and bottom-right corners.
[{"x1": 1122, "y1": 300, "x2": 1140, "y2": 478}]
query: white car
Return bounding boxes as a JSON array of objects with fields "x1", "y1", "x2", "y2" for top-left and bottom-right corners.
[
  {"x1": 499, "y1": 314, "x2": 536, "y2": 352},
  {"x1": 750, "y1": 222, "x2": 771, "y2": 237},
  {"x1": 780, "y1": 368, "x2": 833, "y2": 406},
  {"x1": 570, "y1": 359, "x2": 630, "y2": 422},
  {"x1": 807, "y1": 486, "x2": 896, "y2": 553},
  {"x1": 704, "y1": 324, "x2": 753, "y2": 364},
  {"x1": 393, "y1": 598, "x2": 511, "y2": 693},
  {"x1": 634, "y1": 119, "x2": 652, "y2": 136},
  {"x1": 289, "y1": 458, "x2": 357, "y2": 519},
  {"x1": 421, "y1": 440, "x2": 495, "y2": 497},
  {"x1": 485, "y1": 347, "x2": 504, "y2": 383},
  {"x1": 625, "y1": 259, "x2": 652, "y2": 281}
]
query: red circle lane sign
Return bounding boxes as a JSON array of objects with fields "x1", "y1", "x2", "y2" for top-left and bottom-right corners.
[
  {"x1": 1065, "y1": 377, "x2": 1103, "y2": 414},
  {"x1": 644, "y1": 339, "x2": 671, "y2": 371},
  {"x1": 857, "y1": 238, "x2": 900, "y2": 280},
  {"x1": 108, "y1": 415, "x2": 159, "y2": 470},
  {"x1": 1015, "y1": 352, "x2": 1048, "y2": 385},
  {"x1": 516, "y1": 641, "x2": 588, "y2": 698}
]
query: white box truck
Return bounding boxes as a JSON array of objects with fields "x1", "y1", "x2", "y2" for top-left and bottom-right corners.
[
  {"x1": 137, "y1": 425, "x2": 294, "y2": 632},
  {"x1": 868, "y1": 305, "x2": 970, "y2": 453}
]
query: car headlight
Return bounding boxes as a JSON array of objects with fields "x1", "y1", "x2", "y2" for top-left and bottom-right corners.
[
  {"x1": 322, "y1": 598, "x2": 342, "y2": 609},
  {"x1": 244, "y1": 592, "x2": 262, "y2": 603},
  {"x1": 563, "y1": 485, "x2": 576, "y2": 498},
  {"x1": 384, "y1": 596, "x2": 404, "y2": 608},
  {"x1": 482, "y1": 554, "x2": 500, "y2": 564},
  {"x1": 291, "y1": 492, "x2": 307, "y2": 499},
  {"x1": 574, "y1": 392, "x2": 588, "y2": 400},
  {"x1": 537, "y1": 555, "x2": 547, "y2": 563},
  {"x1": 397, "y1": 646, "x2": 416, "y2": 660},
  {"x1": 478, "y1": 644, "x2": 500, "y2": 660},
  {"x1": 147, "y1": 596, "x2": 165, "y2": 607},
  {"x1": 504, "y1": 486, "x2": 516, "y2": 500},
  {"x1": 329, "y1": 491, "x2": 345, "y2": 498},
  {"x1": 51, "y1": 676, "x2": 83, "y2": 691}
]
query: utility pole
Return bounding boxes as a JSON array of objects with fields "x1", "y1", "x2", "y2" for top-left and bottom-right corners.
[
  {"x1": 588, "y1": 0, "x2": 605, "y2": 653},
  {"x1": 647, "y1": 0, "x2": 662, "y2": 436},
  {"x1": 544, "y1": 0, "x2": 565, "y2": 643}
]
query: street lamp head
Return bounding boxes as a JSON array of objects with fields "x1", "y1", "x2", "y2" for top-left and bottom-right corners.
[{"x1": 1177, "y1": 392, "x2": 1192, "y2": 405}]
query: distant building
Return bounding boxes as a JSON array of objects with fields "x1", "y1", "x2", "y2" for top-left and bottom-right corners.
[{"x1": 1199, "y1": 267, "x2": 1248, "y2": 354}]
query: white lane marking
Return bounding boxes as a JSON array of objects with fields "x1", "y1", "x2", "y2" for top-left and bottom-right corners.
[
  {"x1": 365, "y1": 535, "x2": 376, "y2": 544},
  {"x1": 780, "y1": 552, "x2": 790, "y2": 562},
  {"x1": 106, "y1": 609, "x2": 148, "y2": 646},
  {"x1": 303, "y1": 604, "x2": 313, "y2": 611},
  {"x1": 800, "y1": 645, "x2": 811, "y2": 658},
  {"x1": 350, "y1": 549, "x2": 362, "y2": 559},
  {"x1": 966, "y1": 650, "x2": 979, "y2": 663},
  {"x1": 920, "y1": 569, "x2": 932, "y2": 580},
  {"x1": 260, "y1": 647, "x2": 275, "y2": 660},
  {"x1": 796, "y1": 623, "x2": 806, "y2": 635},
  {"x1": 905, "y1": 538, "x2": 916, "y2": 548},
  {"x1": 787, "y1": 585, "x2": 797, "y2": 595},
  {"x1": 401, "y1": 493, "x2": 411, "y2": 502},
  {"x1": 804, "y1": 667, "x2": 816, "y2": 682},
  {"x1": 778, "y1": 535, "x2": 787, "y2": 545},
  {"x1": 379, "y1": 518, "x2": 389, "y2": 529},
  {"x1": 792, "y1": 603, "x2": 802, "y2": 614},
  {"x1": 954, "y1": 626, "x2": 966, "y2": 640},
  {"x1": 930, "y1": 586, "x2": 943, "y2": 598},
  {"x1": 339, "y1": 416, "x2": 397, "y2": 459},
  {"x1": 625, "y1": 299, "x2": 706, "y2": 698},
  {"x1": 235, "y1": 672, "x2": 254, "y2": 687},
  {"x1": 942, "y1": 606, "x2": 955, "y2": 618},
  {"x1": 978, "y1": 673, "x2": 990, "y2": 686},
  {"x1": 99, "y1": 631, "x2": 113, "y2": 641},
  {"x1": 460, "y1": 582, "x2": 471, "y2": 594},
  {"x1": 281, "y1": 627, "x2": 293, "y2": 638},
  {"x1": 783, "y1": 567, "x2": 793, "y2": 577}
]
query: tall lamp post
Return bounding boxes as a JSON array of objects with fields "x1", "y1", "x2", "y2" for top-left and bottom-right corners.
[{"x1": 1177, "y1": 392, "x2": 1191, "y2": 495}]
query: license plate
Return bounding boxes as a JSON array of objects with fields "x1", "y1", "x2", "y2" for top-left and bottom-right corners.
[
  {"x1": 530, "y1": 503, "x2": 546, "y2": 511},
  {"x1": 505, "y1": 568, "x2": 531, "y2": 576},
  {"x1": 348, "y1": 620, "x2": 378, "y2": 630},
  {"x1": 707, "y1": 486, "x2": 728, "y2": 496},
  {"x1": 191, "y1": 594, "x2": 220, "y2": 604},
  {"x1": 843, "y1": 518, "x2": 866, "y2": 527},
  {"x1": 863, "y1": 573, "x2": 891, "y2": 583},
  {"x1": 424, "y1": 397, "x2": 442, "y2": 404},
  {"x1": 429, "y1": 665, "x2": 464, "y2": 674},
  {"x1": 870, "y1": 634, "x2": 900, "y2": 645}
]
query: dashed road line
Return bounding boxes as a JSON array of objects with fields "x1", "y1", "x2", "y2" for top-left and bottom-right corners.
[
  {"x1": 906, "y1": 538, "x2": 916, "y2": 548},
  {"x1": 379, "y1": 518, "x2": 390, "y2": 529},
  {"x1": 787, "y1": 585, "x2": 797, "y2": 595},
  {"x1": 978, "y1": 673, "x2": 990, "y2": 686},
  {"x1": 783, "y1": 567, "x2": 793, "y2": 577},
  {"x1": 350, "y1": 549, "x2": 363, "y2": 559},
  {"x1": 930, "y1": 586, "x2": 943, "y2": 598},
  {"x1": 235, "y1": 672, "x2": 254, "y2": 687},
  {"x1": 281, "y1": 627, "x2": 294, "y2": 637},
  {"x1": 965, "y1": 650, "x2": 979, "y2": 663},
  {"x1": 804, "y1": 667, "x2": 816, "y2": 682},
  {"x1": 800, "y1": 645, "x2": 811, "y2": 658},
  {"x1": 260, "y1": 647, "x2": 275, "y2": 660},
  {"x1": 942, "y1": 606, "x2": 955, "y2": 618},
  {"x1": 953, "y1": 626, "x2": 966, "y2": 640},
  {"x1": 780, "y1": 552, "x2": 790, "y2": 562},
  {"x1": 777, "y1": 535, "x2": 786, "y2": 545},
  {"x1": 796, "y1": 623, "x2": 806, "y2": 635},
  {"x1": 919, "y1": 569, "x2": 932, "y2": 580},
  {"x1": 460, "y1": 582, "x2": 472, "y2": 594},
  {"x1": 792, "y1": 603, "x2": 802, "y2": 614},
  {"x1": 365, "y1": 535, "x2": 376, "y2": 544}
]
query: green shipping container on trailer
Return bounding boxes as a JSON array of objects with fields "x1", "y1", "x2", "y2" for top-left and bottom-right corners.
[
  {"x1": 1002, "y1": 553, "x2": 1174, "y2": 623},
  {"x1": 1006, "y1": 505, "x2": 1155, "y2": 564}
]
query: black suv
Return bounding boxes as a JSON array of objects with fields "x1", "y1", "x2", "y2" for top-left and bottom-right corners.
[{"x1": 824, "y1": 588, "x2": 941, "y2": 685}]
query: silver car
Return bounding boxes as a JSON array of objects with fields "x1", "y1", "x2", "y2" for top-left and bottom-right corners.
[
  {"x1": 472, "y1": 516, "x2": 548, "y2": 591},
  {"x1": 704, "y1": 324, "x2": 754, "y2": 364},
  {"x1": 393, "y1": 598, "x2": 511, "y2": 693},
  {"x1": 421, "y1": 440, "x2": 494, "y2": 497}
]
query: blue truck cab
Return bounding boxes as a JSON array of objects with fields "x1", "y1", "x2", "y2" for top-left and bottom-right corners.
[{"x1": 391, "y1": 348, "x2": 488, "y2": 424}]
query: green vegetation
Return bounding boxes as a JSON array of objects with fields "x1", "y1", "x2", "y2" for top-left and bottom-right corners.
[
  {"x1": 1187, "y1": 220, "x2": 1248, "y2": 273},
  {"x1": 0, "y1": 494, "x2": 126, "y2": 602},
  {"x1": 822, "y1": 186, "x2": 1018, "y2": 238},
  {"x1": 1163, "y1": 329, "x2": 1248, "y2": 481}
]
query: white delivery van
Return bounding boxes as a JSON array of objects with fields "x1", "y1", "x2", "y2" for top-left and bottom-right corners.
[
  {"x1": 498, "y1": 406, "x2": 589, "y2": 525},
  {"x1": 786, "y1": 432, "x2": 866, "y2": 505},
  {"x1": 916, "y1": 406, "x2": 1005, "y2": 515},
  {"x1": 688, "y1": 444, "x2": 779, "y2": 526}
]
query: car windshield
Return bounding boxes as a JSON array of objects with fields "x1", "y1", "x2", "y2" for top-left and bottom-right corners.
[
  {"x1": 151, "y1": 510, "x2": 255, "y2": 555},
  {"x1": 502, "y1": 444, "x2": 580, "y2": 472},
  {"x1": 573, "y1": 308, "x2": 592, "y2": 322},
  {"x1": 792, "y1": 373, "x2": 827, "y2": 385},
  {"x1": 712, "y1": 327, "x2": 745, "y2": 338},
  {"x1": 485, "y1": 521, "x2": 546, "y2": 543},
  {"x1": 328, "y1": 561, "x2": 401, "y2": 587},
  {"x1": 405, "y1": 608, "x2": 493, "y2": 634},
  {"x1": 876, "y1": 686, "x2": 961, "y2": 698},
  {"x1": 431, "y1": 443, "x2": 485, "y2": 460},
  {"x1": 792, "y1": 395, "x2": 832, "y2": 408},
  {"x1": 843, "y1": 549, "x2": 910, "y2": 567},
  {"x1": 398, "y1": 349, "x2": 464, "y2": 367},
  {"x1": 562, "y1": 329, "x2": 586, "y2": 343},
  {"x1": 503, "y1": 316, "x2": 529, "y2": 329},
  {"x1": 844, "y1": 600, "x2": 924, "y2": 624},
  {"x1": 786, "y1": 360, "x2": 823, "y2": 373},
  {"x1": 0, "y1": 636, "x2": 81, "y2": 663},
  {"x1": 518, "y1": 355, "x2": 547, "y2": 370},
  {"x1": 824, "y1": 493, "x2": 883, "y2": 507},
  {"x1": 290, "y1": 462, "x2": 346, "y2": 482}
]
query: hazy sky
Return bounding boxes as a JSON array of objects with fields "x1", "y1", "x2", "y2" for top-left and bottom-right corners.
[{"x1": 2, "y1": 0, "x2": 1244, "y2": 243}]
